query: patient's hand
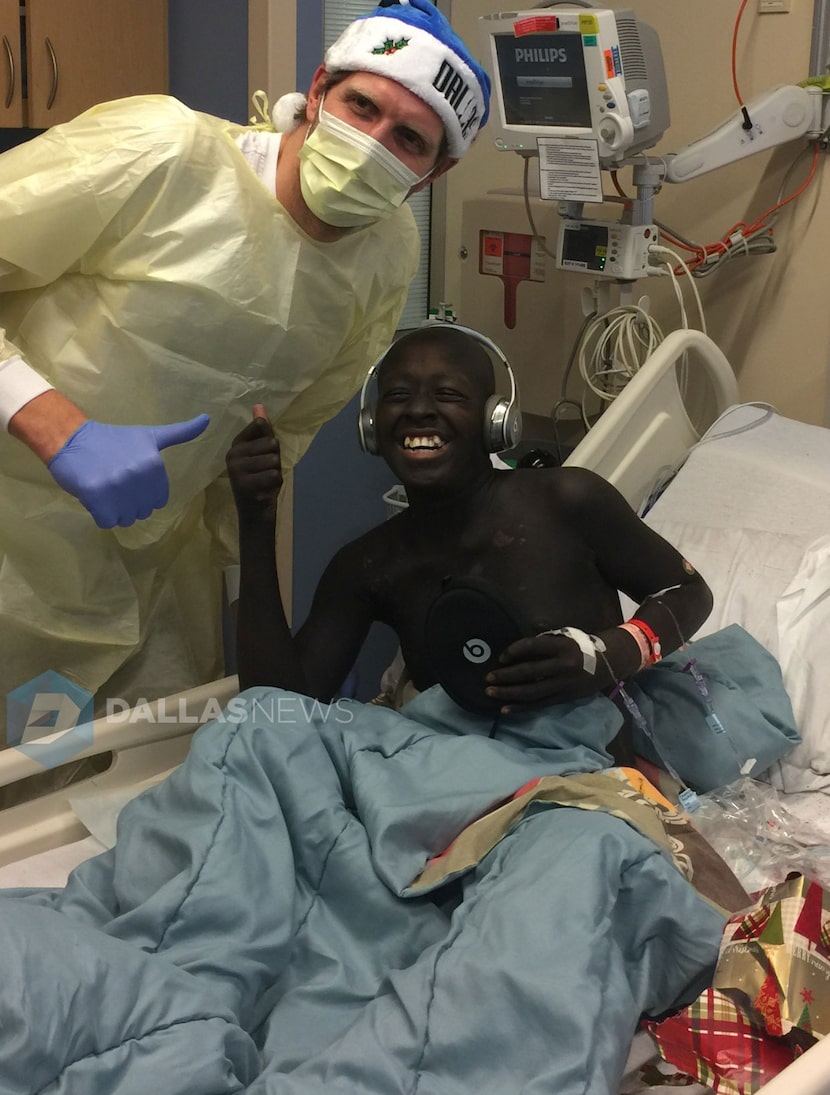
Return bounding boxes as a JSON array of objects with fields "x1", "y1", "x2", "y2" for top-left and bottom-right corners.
[
  {"x1": 226, "y1": 405, "x2": 282, "y2": 524},
  {"x1": 485, "y1": 631, "x2": 610, "y2": 712}
]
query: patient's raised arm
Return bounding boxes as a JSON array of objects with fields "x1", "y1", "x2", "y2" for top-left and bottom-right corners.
[{"x1": 228, "y1": 408, "x2": 374, "y2": 700}]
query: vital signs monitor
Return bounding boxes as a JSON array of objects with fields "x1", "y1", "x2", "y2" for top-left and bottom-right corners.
[{"x1": 480, "y1": 7, "x2": 670, "y2": 165}]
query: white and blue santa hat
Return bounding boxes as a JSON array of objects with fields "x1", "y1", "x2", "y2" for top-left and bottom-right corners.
[{"x1": 324, "y1": 0, "x2": 491, "y2": 159}]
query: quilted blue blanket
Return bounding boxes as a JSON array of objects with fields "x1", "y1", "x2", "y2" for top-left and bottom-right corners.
[{"x1": 0, "y1": 628, "x2": 797, "y2": 1094}]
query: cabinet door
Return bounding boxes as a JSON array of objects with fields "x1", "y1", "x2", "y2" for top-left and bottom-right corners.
[
  {"x1": 26, "y1": 0, "x2": 168, "y2": 128},
  {"x1": 0, "y1": 0, "x2": 24, "y2": 125}
]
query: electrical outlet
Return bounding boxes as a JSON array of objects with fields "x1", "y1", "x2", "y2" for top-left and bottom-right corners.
[{"x1": 758, "y1": 0, "x2": 791, "y2": 11}]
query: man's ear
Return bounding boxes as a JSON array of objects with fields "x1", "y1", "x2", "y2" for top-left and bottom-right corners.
[
  {"x1": 305, "y1": 65, "x2": 329, "y2": 121},
  {"x1": 411, "y1": 157, "x2": 458, "y2": 194}
]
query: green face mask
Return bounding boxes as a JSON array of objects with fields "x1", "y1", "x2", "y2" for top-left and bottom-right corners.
[{"x1": 298, "y1": 103, "x2": 433, "y2": 229}]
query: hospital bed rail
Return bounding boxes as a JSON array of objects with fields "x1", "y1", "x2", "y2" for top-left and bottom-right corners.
[
  {"x1": 564, "y1": 328, "x2": 740, "y2": 512},
  {"x1": 0, "y1": 675, "x2": 239, "y2": 867}
]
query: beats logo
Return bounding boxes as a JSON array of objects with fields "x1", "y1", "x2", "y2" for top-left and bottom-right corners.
[{"x1": 463, "y1": 639, "x2": 492, "y2": 664}]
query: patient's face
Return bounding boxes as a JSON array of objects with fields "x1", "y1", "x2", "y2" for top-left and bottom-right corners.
[{"x1": 375, "y1": 341, "x2": 492, "y2": 491}]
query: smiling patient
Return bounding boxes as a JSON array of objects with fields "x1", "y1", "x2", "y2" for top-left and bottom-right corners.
[
  {"x1": 226, "y1": 322, "x2": 713, "y2": 744},
  {"x1": 0, "y1": 325, "x2": 776, "y2": 1095}
]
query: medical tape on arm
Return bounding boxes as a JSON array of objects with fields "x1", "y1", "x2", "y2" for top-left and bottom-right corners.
[
  {"x1": 0, "y1": 356, "x2": 54, "y2": 430},
  {"x1": 537, "y1": 626, "x2": 606, "y2": 675}
]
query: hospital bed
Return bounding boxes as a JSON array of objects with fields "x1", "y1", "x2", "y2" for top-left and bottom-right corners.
[{"x1": 1, "y1": 327, "x2": 829, "y2": 1092}]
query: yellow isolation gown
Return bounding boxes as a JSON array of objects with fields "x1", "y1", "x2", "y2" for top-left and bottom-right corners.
[{"x1": 0, "y1": 95, "x2": 419, "y2": 733}]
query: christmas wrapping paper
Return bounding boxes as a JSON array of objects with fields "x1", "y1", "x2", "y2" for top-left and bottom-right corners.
[
  {"x1": 714, "y1": 873, "x2": 830, "y2": 1040},
  {"x1": 645, "y1": 987, "x2": 797, "y2": 1094}
]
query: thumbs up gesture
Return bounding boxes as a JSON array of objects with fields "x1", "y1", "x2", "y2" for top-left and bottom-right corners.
[
  {"x1": 47, "y1": 414, "x2": 210, "y2": 528},
  {"x1": 225, "y1": 405, "x2": 282, "y2": 525}
]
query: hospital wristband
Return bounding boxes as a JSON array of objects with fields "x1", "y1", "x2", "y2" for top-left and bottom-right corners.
[
  {"x1": 0, "y1": 356, "x2": 54, "y2": 430},
  {"x1": 619, "y1": 619, "x2": 662, "y2": 671}
]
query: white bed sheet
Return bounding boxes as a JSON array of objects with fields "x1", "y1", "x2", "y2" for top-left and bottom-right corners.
[
  {"x1": 0, "y1": 834, "x2": 105, "y2": 888},
  {"x1": 642, "y1": 404, "x2": 830, "y2": 797}
]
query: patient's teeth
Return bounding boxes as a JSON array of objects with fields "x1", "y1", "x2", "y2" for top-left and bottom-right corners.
[{"x1": 403, "y1": 435, "x2": 445, "y2": 450}]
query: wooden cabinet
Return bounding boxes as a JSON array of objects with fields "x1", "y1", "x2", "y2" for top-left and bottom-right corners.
[
  {"x1": 0, "y1": 0, "x2": 23, "y2": 126},
  {"x1": 0, "y1": 0, "x2": 167, "y2": 128}
]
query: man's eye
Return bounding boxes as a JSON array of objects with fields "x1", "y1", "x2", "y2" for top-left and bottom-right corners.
[
  {"x1": 381, "y1": 390, "x2": 410, "y2": 403},
  {"x1": 435, "y1": 389, "x2": 465, "y2": 401},
  {"x1": 398, "y1": 129, "x2": 425, "y2": 154},
  {"x1": 350, "y1": 95, "x2": 374, "y2": 115}
]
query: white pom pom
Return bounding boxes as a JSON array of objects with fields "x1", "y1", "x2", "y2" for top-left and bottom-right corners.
[{"x1": 271, "y1": 92, "x2": 308, "y2": 133}]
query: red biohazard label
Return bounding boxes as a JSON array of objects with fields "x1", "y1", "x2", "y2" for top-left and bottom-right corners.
[{"x1": 514, "y1": 16, "x2": 559, "y2": 36}]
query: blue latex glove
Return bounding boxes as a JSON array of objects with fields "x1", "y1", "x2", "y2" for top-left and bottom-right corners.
[{"x1": 47, "y1": 415, "x2": 210, "y2": 528}]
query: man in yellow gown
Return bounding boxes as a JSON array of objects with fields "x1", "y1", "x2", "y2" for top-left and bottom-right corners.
[{"x1": 0, "y1": 0, "x2": 490, "y2": 736}]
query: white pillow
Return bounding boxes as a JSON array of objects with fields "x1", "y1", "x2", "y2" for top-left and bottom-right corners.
[
  {"x1": 772, "y1": 535, "x2": 830, "y2": 792},
  {"x1": 629, "y1": 520, "x2": 808, "y2": 658},
  {"x1": 628, "y1": 520, "x2": 830, "y2": 790}
]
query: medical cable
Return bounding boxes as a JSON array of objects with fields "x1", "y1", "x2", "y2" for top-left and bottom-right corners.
[
  {"x1": 731, "y1": 0, "x2": 754, "y2": 131},
  {"x1": 594, "y1": 645, "x2": 700, "y2": 813},
  {"x1": 577, "y1": 305, "x2": 665, "y2": 405},
  {"x1": 648, "y1": 244, "x2": 707, "y2": 334},
  {"x1": 640, "y1": 589, "x2": 745, "y2": 775},
  {"x1": 636, "y1": 402, "x2": 778, "y2": 516},
  {"x1": 550, "y1": 309, "x2": 598, "y2": 452},
  {"x1": 521, "y1": 156, "x2": 559, "y2": 261},
  {"x1": 688, "y1": 401, "x2": 777, "y2": 450},
  {"x1": 657, "y1": 142, "x2": 820, "y2": 278}
]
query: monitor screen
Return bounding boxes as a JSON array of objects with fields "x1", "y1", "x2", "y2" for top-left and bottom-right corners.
[{"x1": 494, "y1": 31, "x2": 590, "y2": 129}]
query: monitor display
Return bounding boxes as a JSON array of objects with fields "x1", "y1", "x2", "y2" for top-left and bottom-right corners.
[
  {"x1": 480, "y1": 9, "x2": 670, "y2": 163},
  {"x1": 494, "y1": 32, "x2": 590, "y2": 129}
]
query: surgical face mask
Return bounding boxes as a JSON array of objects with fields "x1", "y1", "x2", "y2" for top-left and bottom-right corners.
[{"x1": 298, "y1": 101, "x2": 433, "y2": 229}]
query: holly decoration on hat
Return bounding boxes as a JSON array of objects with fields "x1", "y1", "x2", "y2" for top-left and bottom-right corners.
[{"x1": 373, "y1": 37, "x2": 410, "y2": 55}]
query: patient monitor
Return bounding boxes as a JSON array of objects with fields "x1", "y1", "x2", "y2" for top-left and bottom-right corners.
[
  {"x1": 481, "y1": 6, "x2": 669, "y2": 166},
  {"x1": 480, "y1": 2, "x2": 825, "y2": 282}
]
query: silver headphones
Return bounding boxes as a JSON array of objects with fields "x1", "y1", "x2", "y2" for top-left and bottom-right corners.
[{"x1": 357, "y1": 322, "x2": 522, "y2": 456}]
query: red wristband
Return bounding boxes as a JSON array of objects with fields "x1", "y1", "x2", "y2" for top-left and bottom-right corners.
[{"x1": 628, "y1": 617, "x2": 662, "y2": 665}]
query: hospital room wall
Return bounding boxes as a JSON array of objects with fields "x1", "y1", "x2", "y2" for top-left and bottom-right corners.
[{"x1": 440, "y1": 0, "x2": 829, "y2": 427}]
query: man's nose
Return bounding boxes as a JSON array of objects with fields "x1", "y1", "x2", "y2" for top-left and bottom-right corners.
[
  {"x1": 405, "y1": 391, "x2": 438, "y2": 418},
  {"x1": 362, "y1": 119, "x2": 402, "y2": 159}
]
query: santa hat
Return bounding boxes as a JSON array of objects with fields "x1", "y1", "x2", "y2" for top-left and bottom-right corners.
[{"x1": 324, "y1": 0, "x2": 490, "y2": 159}]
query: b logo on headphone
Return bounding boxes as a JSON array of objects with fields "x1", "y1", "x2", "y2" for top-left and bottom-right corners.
[{"x1": 357, "y1": 322, "x2": 522, "y2": 456}]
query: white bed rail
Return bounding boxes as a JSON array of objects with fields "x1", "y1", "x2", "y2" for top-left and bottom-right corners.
[
  {"x1": 0, "y1": 675, "x2": 239, "y2": 866},
  {"x1": 757, "y1": 1031, "x2": 830, "y2": 1092},
  {"x1": 564, "y1": 329, "x2": 740, "y2": 511}
]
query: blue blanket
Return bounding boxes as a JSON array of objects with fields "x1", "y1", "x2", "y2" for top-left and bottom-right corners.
[{"x1": 0, "y1": 628, "x2": 797, "y2": 1094}]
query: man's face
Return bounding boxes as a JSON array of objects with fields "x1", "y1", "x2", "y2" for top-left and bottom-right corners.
[
  {"x1": 375, "y1": 341, "x2": 492, "y2": 490},
  {"x1": 307, "y1": 69, "x2": 448, "y2": 188}
]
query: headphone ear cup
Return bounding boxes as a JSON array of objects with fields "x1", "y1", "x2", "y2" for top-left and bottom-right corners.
[
  {"x1": 358, "y1": 403, "x2": 379, "y2": 456},
  {"x1": 483, "y1": 395, "x2": 509, "y2": 453},
  {"x1": 483, "y1": 395, "x2": 523, "y2": 452}
]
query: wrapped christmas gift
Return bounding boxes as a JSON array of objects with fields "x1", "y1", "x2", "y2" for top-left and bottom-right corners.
[
  {"x1": 645, "y1": 987, "x2": 798, "y2": 1095},
  {"x1": 714, "y1": 872, "x2": 829, "y2": 1043}
]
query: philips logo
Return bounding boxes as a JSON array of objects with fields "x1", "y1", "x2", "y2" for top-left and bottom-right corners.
[{"x1": 515, "y1": 47, "x2": 568, "y2": 64}]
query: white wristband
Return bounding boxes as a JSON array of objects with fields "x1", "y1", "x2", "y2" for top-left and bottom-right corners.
[
  {"x1": 538, "y1": 626, "x2": 606, "y2": 676},
  {"x1": 0, "y1": 356, "x2": 54, "y2": 430}
]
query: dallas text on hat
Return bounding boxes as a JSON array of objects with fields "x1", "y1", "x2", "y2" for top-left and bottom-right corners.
[{"x1": 432, "y1": 59, "x2": 479, "y2": 140}]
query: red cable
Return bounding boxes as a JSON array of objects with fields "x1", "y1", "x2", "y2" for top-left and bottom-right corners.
[{"x1": 735, "y1": 0, "x2": 753, "y2": 128}]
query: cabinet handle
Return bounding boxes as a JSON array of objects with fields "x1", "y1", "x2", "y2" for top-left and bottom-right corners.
[
  {"x1": 45, "y1": 36, "x2": 58, "y2": 110},
  {"x1": 2, "y1": 35, "x2": 13, "y2": 109}
]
